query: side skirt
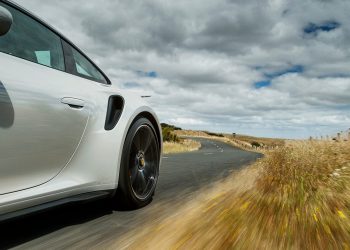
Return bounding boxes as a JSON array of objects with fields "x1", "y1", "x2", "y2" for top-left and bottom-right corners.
[{"x1": 0, "y1": 190, "x2": 113, "y2": 222}]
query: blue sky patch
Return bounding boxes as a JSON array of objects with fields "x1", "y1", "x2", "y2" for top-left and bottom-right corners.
[
  {"x1": 254, "y1": 80, "x2": 271, "y2": 89},
  {"x1": 147, "y1": 71, "x2": 157, "y2": 78},
  {"x1": 136, "y1": 70, "x2": 158, "y2": 78},
  {"x1": 264, "y1": 65, "x2": 304, "y2": 78},
  {"x1": 317, "y1": 73, "x2": 350, "y2": 79},
  {"x1": 123, "y1": 82, "x2": 141, "y2": 88},
  {"x1": 303, "y1": 21, "x2": 340, "y2": 35},
  {"x1": 254, "y1": 65, "x2": 303, "y2": 89}
]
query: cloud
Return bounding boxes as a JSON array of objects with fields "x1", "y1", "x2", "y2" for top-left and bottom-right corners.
[{"x1": 14, "y1": 0, "x2": 350, "y2": 138}]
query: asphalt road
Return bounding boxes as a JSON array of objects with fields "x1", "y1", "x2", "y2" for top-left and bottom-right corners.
[{"x1": 0, "y1": 138, "x2": 262, "y2": 249}]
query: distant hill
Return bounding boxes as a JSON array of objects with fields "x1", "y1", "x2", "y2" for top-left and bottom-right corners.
[{"x1": 160, "y1": 123, "x2": 182, "y2": 131}]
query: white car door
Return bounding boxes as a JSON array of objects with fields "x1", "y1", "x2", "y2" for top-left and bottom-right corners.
[{"x1": 0, "y1": 2, "x2": 106, "y2": 194}]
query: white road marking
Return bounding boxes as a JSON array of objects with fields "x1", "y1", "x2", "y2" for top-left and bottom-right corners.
[
  {"x1": 163, "y1": 157, "x2": 169, "y2": 159},
  {"x1": 204, "y1": 153, "x2": 213, "y2": 155}
]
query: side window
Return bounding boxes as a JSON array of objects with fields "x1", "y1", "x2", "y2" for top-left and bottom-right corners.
[
  {"x1": 70, "y1": 46, "x2": 107, "y2": 84},
  {"x1": 0, "y1": 3, "x2": 65, "y2": 71}
]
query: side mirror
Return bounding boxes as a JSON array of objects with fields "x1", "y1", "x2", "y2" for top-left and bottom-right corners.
[{"x1": 0, "y1": 6, "x2": 12, "y2": 36}]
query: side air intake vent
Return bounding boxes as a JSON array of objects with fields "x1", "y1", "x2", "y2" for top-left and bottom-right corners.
[{"x1": 105, "y1": 95, "x2": 124, "y2": 131}]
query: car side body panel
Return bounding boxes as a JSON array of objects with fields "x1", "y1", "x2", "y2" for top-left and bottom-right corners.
[
  {"x1": 0, "y1": 68, "x2": 161, "y2": 215},
  {"x1": 0, "y1": 52, "x2": 91, "y2": 195}
]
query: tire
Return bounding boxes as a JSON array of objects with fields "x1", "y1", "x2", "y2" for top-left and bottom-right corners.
[{"x1": 116, "y1": 117, "x2": 160, "y2": 209}]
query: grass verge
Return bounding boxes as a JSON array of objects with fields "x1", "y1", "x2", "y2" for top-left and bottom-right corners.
[
  {"x1": 117, "y1": 140, "x2": 350, "y2": 249},
  {"x1": 163, "y1": 139, "x2": 201, "y2": 154}
]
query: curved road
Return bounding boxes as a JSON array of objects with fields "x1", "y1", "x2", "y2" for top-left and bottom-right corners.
[{"x1": 0, "y1": 138, "x2": 261, "y2": 249}]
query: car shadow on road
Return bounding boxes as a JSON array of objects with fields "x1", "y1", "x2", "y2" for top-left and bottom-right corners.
[{"x1": 0, "y1": 199, "x2": 113, "y2": 249}]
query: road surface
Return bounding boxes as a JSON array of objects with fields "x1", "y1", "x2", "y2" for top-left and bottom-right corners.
[{"x1": 0, "y1": 138, "x2": 262, "y2": 249}]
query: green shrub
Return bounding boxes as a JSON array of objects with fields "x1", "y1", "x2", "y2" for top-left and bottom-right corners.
[
  {"x1": 251, "y1": 141, "x2": 261, "y2": 147},
  {"x1": 162, "y1": 126, "x2": 180, "y2": 142},
  {"x1": 161, "y1": 123, "x2": 182, "y2": 131}
]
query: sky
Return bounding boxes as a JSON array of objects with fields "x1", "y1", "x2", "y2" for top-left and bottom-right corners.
[{"x1": 15, "y1": 0, "x2": 350, "y2": 139}]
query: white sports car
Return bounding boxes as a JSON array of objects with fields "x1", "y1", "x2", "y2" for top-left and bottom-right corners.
[{"x1": 0, "y1": 0, "x2": 162, "y2": 220}]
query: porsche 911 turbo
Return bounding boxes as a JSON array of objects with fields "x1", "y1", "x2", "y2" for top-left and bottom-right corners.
[{"x1": 0, "y1": 0, "x2": 162, "y2": 220}]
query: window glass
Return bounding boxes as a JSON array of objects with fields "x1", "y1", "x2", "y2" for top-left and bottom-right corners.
[
  {"x1": 71, "y1": 47, "x2": 107, "y2": 83},
  {"x1": 0, "y1": 3, "x2": 65, "y2": 71}
]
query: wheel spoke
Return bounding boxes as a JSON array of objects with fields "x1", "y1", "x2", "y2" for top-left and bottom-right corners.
[
  {"x1": 142, "y1": 166, "x2": 152, "y2": 180},
  {"x1": 131, "y1": 171, "x2": 139, "y2": 193},
  {"x1": 130, "y1": 164, "x2": 138, "y2": 184},
  {"x1": 143, "y1": 130, "x2": 153, "y2": 153},
  {"x1": 138, "y1": 171, "x2": 147, "y2": 194},
  {"x1": 133, "y1": 132, "x2": 141, "y2": 150},
  {"x1": 145, "y1": 154, "x2": 156, "y2": 170}
]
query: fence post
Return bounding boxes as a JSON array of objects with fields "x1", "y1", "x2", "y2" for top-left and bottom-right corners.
[{"x1": 337, "y1": 133, "x2": 341, "y2": 142}]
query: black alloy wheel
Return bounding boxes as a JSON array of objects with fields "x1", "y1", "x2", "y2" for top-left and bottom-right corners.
[{"x1": 116, "y1": 117, "x2": 160, "y2": 209}]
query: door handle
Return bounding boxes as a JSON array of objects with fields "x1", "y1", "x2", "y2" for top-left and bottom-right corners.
[{"x1": 61, "y1": 97, "x2": 85, "y2": 109}]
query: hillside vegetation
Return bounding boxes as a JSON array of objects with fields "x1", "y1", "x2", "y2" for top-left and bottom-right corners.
[
  {"x1": 175, "y1": 129, "x2": 285, "y2": 150},
  {"x1": 226, "y1": 133, "x2": 285, "y2": 148},
  {"x1": 118, "y1": 140, "x2": 350, "y2": 249},
  {"x1": 161, "y1": 124, "x2": 201, "y2": 154}
]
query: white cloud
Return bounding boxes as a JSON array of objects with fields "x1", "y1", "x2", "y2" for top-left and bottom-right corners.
[
  {"x1": 14, "y1": 0, "x2": 350, "y2": 138},
  {"x1": 169, "y1": 118, "x2": 207, "y2": 126}
]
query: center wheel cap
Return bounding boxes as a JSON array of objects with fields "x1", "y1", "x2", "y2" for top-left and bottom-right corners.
[
  {"x1": 139, "y1": 157, "x2": 145, "y2": 168},
  {"x1": 137, "y1": 152, "x2": 146, "y2": 170}
]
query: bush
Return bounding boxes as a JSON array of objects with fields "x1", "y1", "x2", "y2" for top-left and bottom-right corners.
[
  {"x1": 162, "y1": 126, "x2": 180, "y2": 142},
  {"x1": 251, "y1": 141, "x2": 261, "y2": 147},
  {"x1": 160, "y1": 123, "x2": 182, "y2": 131},
  {"x1": 204, "y1": 131, "x2": 224, "y2": 137}
]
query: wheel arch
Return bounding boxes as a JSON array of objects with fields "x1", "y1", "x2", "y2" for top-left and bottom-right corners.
[{"x1": 133, "y1": 111, "x2": 162, "y2": 152}]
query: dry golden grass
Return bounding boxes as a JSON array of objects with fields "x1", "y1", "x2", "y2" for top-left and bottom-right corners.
[
  {"x1": 117, "y1": 140, "x2": 350, "y2": 249},
  {"x1": 163, "y1": 139, "x2": 201, "y2": 154},
  {"x1": 227, "y1": 134, "x2": 286, "y2": 148},
  {"x1": 175, "y1": 129, "x2": 286, "y2": 151},
  {"x1": 174, "y1": 130, "x2": 209, "y2": 137}
]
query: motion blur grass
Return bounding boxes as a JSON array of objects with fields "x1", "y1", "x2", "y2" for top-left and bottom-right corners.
[
  {"x1": 118, "y1": 140, "x2": 350, "y2": 249},
  {"x1": 163, "y1": 139, "x2": 201, "y2": 154}
]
